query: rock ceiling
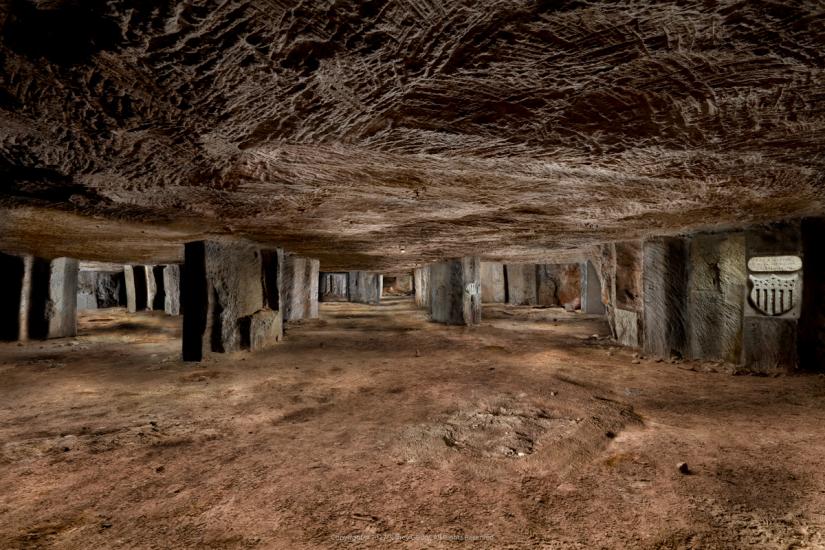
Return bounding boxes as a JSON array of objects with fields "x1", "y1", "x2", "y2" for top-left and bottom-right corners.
[{"x1": 0, "y1": 0, "x2": 823, "y2": 270}]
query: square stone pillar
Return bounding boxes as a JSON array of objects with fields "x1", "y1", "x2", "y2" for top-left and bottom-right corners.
[
  {"x1": 124, "y1": 265, "x2": 148, "y2": 312},
  {"x1": 28, "y1": 257, "x2": 79, "y2": 339},
  {"x1": 0, "y1": 252, "x2": 25, "y2": 341},
  {"x1": 743, "y1": 222, "x2": 802, "y2": 372},
  {"x1": 642, "y1": 238, "x2": 688, "y2": 359},
  {"x1": 612, "y1": 242, "x2": 644, "y2": 348},
  {"x1": 505, "y1": 264, "x2": 537, "y2": 305},
  {"x1": 581, "y1": 260, "x2": 605, "y2": 315},
  {"x1": 687, "y1": 233, "x2": 746, "y2": 363},
  {"x1": 414, "y1": 266, "x2": 431, "y2": 309},
  {"x1": 163, "y1": 265, "x2": 182, "y2": 315},
  {"x1": 480, "y1": 262, "x2": 505, "y2": 303},
  {"x1": 145, "y1": 265, "x2": 158, "y2": 311},
  {"x1": 282, "y1": 254, "x2": 320, "y2": 322},
  {"x1": 347, "y1": 272, "x2": 382, "y2": 304},
  {"x1": 319, "y1": 272, "x2": 349, "y2": 302},
  {"x1": 430, "y1": 257, "x2": 481, "y2": 325},
  {"x1": 182, "y1": 241, "x2": 280, "y2": 361}
]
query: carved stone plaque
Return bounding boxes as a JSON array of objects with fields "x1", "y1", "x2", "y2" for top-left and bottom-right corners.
[
  {"x1": 747, "y1": 256, "x2": 802, "y2": 316},
  {"x1": 748, "y1": 273, "x2": 799, "y2": 316},
  {"x1": 747, "y1": 255, "x2": 802, "y2": 273}
]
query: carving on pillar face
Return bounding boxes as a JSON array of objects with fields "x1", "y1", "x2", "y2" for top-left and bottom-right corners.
[
  {"x1": 747, "y1": 256, "x2": 802, "y2": 316},
  {"x1": 747, "y1": 255, "x2": 802, "y2": 273}
]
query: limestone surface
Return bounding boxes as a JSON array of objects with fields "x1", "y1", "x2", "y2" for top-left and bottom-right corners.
[
  {"x1": 347, "y1": 272, "x2": 382, "y2": 304},
  {"x1": 505, "y1": 264, "x2": 537, "y2": 306},
  {"x1": 282, "y1": 255, "x2": 319, "y2": 321},
  {"x1": 430, "y1": 257, "x2": 481, "y2": 325},
  {"x1": 163, "y1": 264, "x2": 181, "y2": 315},
  {"x1": 0, "y1": 2, "x2": 823, "y2": 270},
  {"x1": 319, "y1": 273, "x2": 349, "y2": 302},
  {"x1": 414, "y1": 267, "x2": 431, "y2": 310},
  {"x1": 27, "y1": 257, "x2": 79, "y2": 339},
  {"x1": 480, "y1": 262, "x2": 505, "y2": 304},
  {"x1": 182, "y1": 240, "x2": 265, "y2": 360}
]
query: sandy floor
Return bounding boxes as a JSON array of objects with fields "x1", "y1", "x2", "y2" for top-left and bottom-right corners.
[{"x1": 1, "y1": 297, "x2": 824, "y2": 549}]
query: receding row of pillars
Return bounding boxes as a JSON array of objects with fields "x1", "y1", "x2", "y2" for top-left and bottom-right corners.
[
  {"x1": 0, "y1": 253, "x2": 188, "y2": 342},
  {"x1": 122, "y1": 264, "x2": 181, "y2": 315},
  {"x1": 10, "y1": 224, "x2": 821, "y2": 373},
  {"x1": 412, "y1": 258, "x2": 602, "y2": 325},
  {"x1": 0, "y1": 243, "x2": 389, "y2": 361},
  {"x1": 319, "y1": 272, "x2": 384, "y2": 304}
]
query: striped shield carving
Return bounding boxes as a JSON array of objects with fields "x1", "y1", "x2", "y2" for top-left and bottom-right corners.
[{"x1": 748, "y1": 273, "x2": 799, "y2": 316}]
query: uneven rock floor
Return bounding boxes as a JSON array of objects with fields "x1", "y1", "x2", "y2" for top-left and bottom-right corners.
[{"x1": 1, "y1": 298, "x2": 824, "y2": 549}]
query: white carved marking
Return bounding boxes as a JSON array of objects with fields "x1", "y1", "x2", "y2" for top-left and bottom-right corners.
[
  {"x1": 749, "y1": 273, "x2": 799, "y2": 316},
  {"x1": 747, "y1": 255, "x2": 802, "y2": 273}
]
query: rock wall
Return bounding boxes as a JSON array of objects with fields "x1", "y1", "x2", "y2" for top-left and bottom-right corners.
[
  {"x1": 580, "y1": 260, "x2": 605, "y2": 315},
  {"x1": 430, "y1": 257, "x2": 481, "y2": 325},
  {"x1": 97, "y1": 271, "x2": 125, "y2": 308},
  {"x1": 505, "y1": 264, "x2": 537, "y2": 305},
  {"x1": 537, "y1": 264, "x2": 581, "y2": 309},
  {"x1": 77, "y1": 271, "x2": 98, "y2": 310},
  {"x1": 382, "y1": 274, "x2": 413, "y2": 296},
  {"x1": 480, "y1": 262, "x2": 505, "y2": 303},
  {"x1": 78, "y1": 270, "x2": 124, "y2": 310}
]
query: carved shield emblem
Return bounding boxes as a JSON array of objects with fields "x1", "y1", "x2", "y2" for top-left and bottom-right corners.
[{"x1": 748, "y1": 273, "x2": 799, "y2": 316}]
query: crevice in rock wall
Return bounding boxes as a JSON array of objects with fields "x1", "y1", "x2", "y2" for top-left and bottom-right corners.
[
  {"x1": 152, "y1": 266, "x2": 166, "y2": 311},
  {"x1": 182, "y1": 242, "x2": 207, "y2": 362},
  {"x1": 799, "y1": 218, "x2": 825, "y2": 372},
  {"x1": 209, "y1": 287, "x2": 225, "y2": 354},
  {"x1": 261, "y1": 250, "x2": 281, "y2": 311},
  {"x1": 132, "y1": 266, "x2": 148, "y2": 311},
  {"x1": 26, "y1": 257, "x2": 50, "y2": 340},
  {"x1": 0, "y1": 253, "x2": 24, "y2": 341}
]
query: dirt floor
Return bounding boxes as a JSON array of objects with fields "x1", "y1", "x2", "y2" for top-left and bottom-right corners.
[{"x1": 1, "y1": 297, "x2": 824, "y2": 549}]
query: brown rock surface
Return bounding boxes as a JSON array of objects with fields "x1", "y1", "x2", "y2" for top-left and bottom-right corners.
[
  {"x1": 2, "y1": 300, "x2": 825, "y2": 547},
  {"x1": 0, "y1": 2, "x2": 823, "y2": 269}
]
